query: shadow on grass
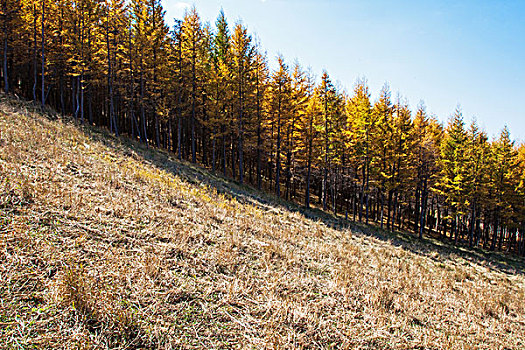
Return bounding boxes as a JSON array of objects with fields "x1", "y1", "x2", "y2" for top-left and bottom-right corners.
[
  {"x1": 349, "y1": 220, "x2": 525, "y2": 276},
  {"x1": 60, "y1": 109, "x2": 525, "y2": 278}
]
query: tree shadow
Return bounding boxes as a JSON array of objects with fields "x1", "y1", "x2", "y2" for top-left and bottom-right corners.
[
  {"x1": 347, "y1": 220, "x2": 525, "y2": 277},
  {"x1": 83, "y1": 125, "x2": 525, "y2": 278}
]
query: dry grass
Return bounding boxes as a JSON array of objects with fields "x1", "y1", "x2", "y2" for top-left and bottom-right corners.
[{"x1": 1, "y1": 95, "x2": 525, "y2": 349}]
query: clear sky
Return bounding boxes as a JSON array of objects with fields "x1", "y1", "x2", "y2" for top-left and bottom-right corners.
[{"x1": 163, "y1": 0, "x2": 525, "y2": 142}]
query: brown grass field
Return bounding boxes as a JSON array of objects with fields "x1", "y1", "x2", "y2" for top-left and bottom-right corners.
[{"x1": 1, "y1": 95, "x2": 525, "y2": 349}]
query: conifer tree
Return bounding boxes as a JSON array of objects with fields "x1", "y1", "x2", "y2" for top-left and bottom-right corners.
[
  {"x1": 209, "y1": 10, "x2": 232, "y2": 174},
  {"x1": 181, "y1": 7, "x2": 205, "y2": 163},
  {"x1": 371, "y1": 84, "x2": 394, "y2": 228},
  {"x1": 317, "y1": 72, "x2": 337, "y2": 210},
  {"x1": 346, "y1": 79, "x2": 373, "y2": 222},
  {"x1": 390, "y1": 98, "x2": 413, "y2": 230},
  {"x1": 463, "y1": 121, "x2": 490, "y2": 246},
  {"x1": 411, "y1": 103, "x2": 440, "y2": 238},
  {"x1": 131, "y1": 0, "x2": 149, "y2": 144},
  {"x1": 148, "y1": 0, "x2": 170, "y2": 146},
  {"x1": 299, "y1": 70, "x2": 320, "y2": 208},
  {"x1": 489, "y1": 127, "x2": 520, "y2": 250},
  {"x1": 253, "y1": 46, "x2": 268, "y2": 190},
  {"x1": 231, "y1": 22, "x2": 254, "y2": 184},
  {"x1": 268, "y1": 56, "x2": 292, "y2": 197},
  {"x1": 437, "y1": 108, "x2": 469, "y2": 242},
  {"x1": 283, "y1": 62, "x2": 308, "y2": 200}
]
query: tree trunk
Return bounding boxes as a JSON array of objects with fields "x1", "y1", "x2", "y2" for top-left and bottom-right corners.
[
  {"x1": 201, "y1": 94, "x2": 208, "y2": 166},
  {"x1": 285, "y1": 130, "x2": 292, "y2": 200},
  {"x1": 212, "y1": 132, "x2": 216, "y2": 172},
  {"x1": 350, "y1": 183, "x2": 355, "y2": 221},
  {"x1": 305, "y1": 131, "x2": 313, "y2": 208},
  {"x1": 106, "y1": 21, "x2": 117, "y2": 136},
  {"x1": 498, "y1": 224, "x2": 505, "y2": 251},
  {"x1": 414, "y1": 185, "x2": 421, "y2": 234},
  {"x1": 238, "y1": 71, "x2": 244, "y2": 184},
  {"x1": 80, "y1": 6, "x2": 85, "y2": 123},
  {"x1": 3, "y1": 36, "x2": 8, "y2": 94},
  {"x1": 41, "y1": 0, "x2": 45, "y2": 107},
  {"x1": 469, "y1": 203, "x2": 476, "y2": 248},
  {"x1": 474, "y1": 218, "x2": 481, "y2": 247},
  {"x1": 33, "y1": 4, "x2": 38, "y2": 101},
  {"x1": 140, "y1": 47, "x2": 147, "y2": 145},
  {"x1": 392, "y1": 191, "x2": 398, "y2": 231},
  {"x1": 323, "y1": 166, "x2": 328, "y2": 211},
  {"x1": 419, "y1": 179, "x2": 428, "y2": 239},
  {"x1": 275, "y1": 86, "x2": 282, "y2": 197},
  {"x1": 177, "y1": 112, "x2": 182, "y2": 159},
  {"x1": 191, "y1": 41, "x2": 196, "y2": 163},
  {"x1": 257, "y1": 118, "x2": 262, "y2": 190},
  {"x1": 333, "y1": 170, "x2": 337, "y2": 215},
  {"x1": 152, "y1": 0, "x2": 160, "y2": 147},
  {"x1": 74, "y1": 77, "x2": 80, "y2": 119},
  {"x1": 387, "y1": 190, "x2": 393, "y2": 229},
  {"x1": 380, "y1": 191, "x2": 385, "y2": 229},
  {"x1": 256, "y1": 68, "x2": 262, "y2": 191},
  {"x1": 222, "y1": 125, "x2": 226, "y2": 175},
  {"x1": 365, "y1": 192, "x2": 370, "y2": 225},
  {"x1": 490, "y1": 216, "x2": 499, "y2": 251}
]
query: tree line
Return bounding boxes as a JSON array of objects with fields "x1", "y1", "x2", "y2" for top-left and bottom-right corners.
[{"x1": 2, "y1": 0, "x2": 525, "y2": 256}]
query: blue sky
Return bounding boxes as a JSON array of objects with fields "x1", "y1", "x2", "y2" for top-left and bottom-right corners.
[{"x1": 163, "y1": 0, "x2": 525, "y2": 141}]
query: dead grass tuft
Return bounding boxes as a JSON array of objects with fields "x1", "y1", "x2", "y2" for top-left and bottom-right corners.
[{"x1": 56, "y1": 266, "x2": 145, "y2": 347}]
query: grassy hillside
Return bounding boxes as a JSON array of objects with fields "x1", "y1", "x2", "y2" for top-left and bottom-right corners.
[{"x1": 1, "y1": 95, "x2": 525, "y2": 349}]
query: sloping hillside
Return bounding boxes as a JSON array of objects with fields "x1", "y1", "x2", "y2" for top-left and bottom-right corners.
[{"x1": 1, "y1": 96, "x2": 525, "y2": 349}]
